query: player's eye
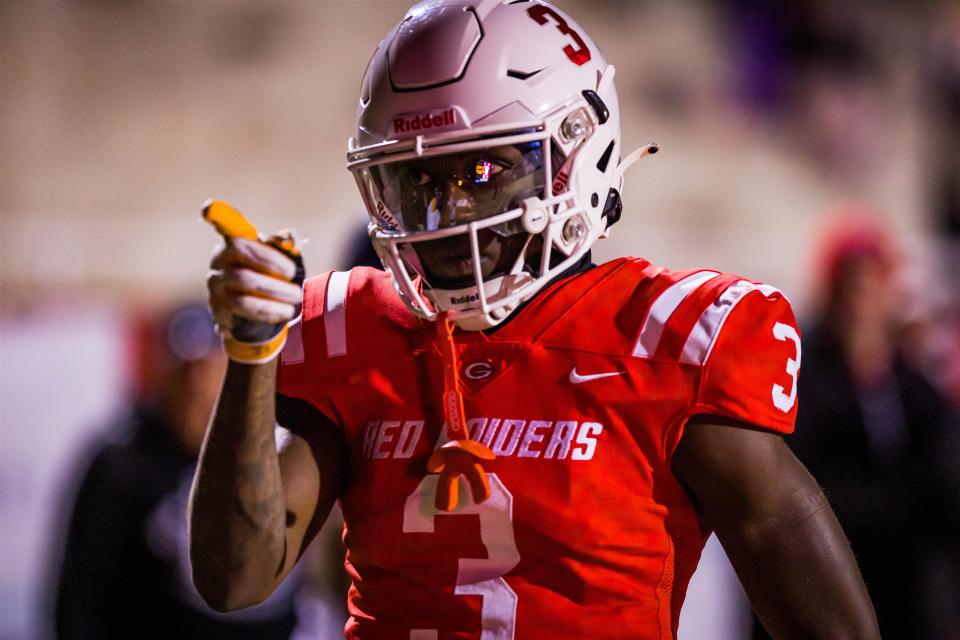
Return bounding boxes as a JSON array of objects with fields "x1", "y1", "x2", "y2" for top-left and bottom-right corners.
[
  {"x1": 408, "y1": 170, "x2": 432, "y2": 187},
  {"x1": 472, "y1": 159, "x2": 507, "y2": 184}
]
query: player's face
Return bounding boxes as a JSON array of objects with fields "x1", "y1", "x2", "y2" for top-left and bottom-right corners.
[
  {"x1": 838, "y1": 255, "x2": 893, "y2": 325},
  {"x1": 412, "y1": 228, "x2": 516, "y2": 286},
  {"x1": 370, "y1": 141, "x2": 546, "y2": 288}
]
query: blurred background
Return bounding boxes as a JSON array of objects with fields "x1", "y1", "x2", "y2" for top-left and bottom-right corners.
[{"x1": 1, "y1": 0, "x2": 958, "y2": 638}]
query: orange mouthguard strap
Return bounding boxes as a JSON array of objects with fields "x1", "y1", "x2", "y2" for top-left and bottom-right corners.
[
  {"x1": 426, "y1": 313, "x2": 495, "y2": 511},
  {"x1": 436, "y1": 312, "x2": 468, "y2": 439}
]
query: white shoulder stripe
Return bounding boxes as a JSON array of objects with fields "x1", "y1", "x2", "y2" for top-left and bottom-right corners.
[
  {"x1": 755, "y1": 283, "x2": 783, "y2": 298},
  {"x1": 324, "y1": 271, "x2": 350, "y2": 358},
  {"x1": 680, "y1": 280, "x2": 783, "y2": 365},
  {"x1": 632, "y1": 271, "x2": 719, "y2": 358},
  {"x1": 280, "y1": 318, "x2": 304, "y2": 365}
]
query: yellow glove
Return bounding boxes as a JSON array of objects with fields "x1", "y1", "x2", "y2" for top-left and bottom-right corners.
[{"x1": 203, "y1": 199, "x2": 305, "y2": 364}]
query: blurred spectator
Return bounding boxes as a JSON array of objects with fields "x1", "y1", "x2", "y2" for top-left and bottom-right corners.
[
  {"x1": 755, "y1": 214, "x2": 960, "y2": 639},
  {"x1": 928, "y1": 6, "x2": 960, "y2": 244},
  {"x1": 926, "y1": 6, "x2": 960, "y2": 410},
  {"x1": 51, "y1": 303, "x2": 303, "y2": 639},
  {"x1": 897, "y1": 261, "x2": 960, "y2": 412}
]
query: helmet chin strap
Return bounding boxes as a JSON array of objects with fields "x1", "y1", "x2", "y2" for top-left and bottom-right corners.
[
  {"x1": 431, "y1": 272, "x2": 533, "y2": 331},
  {"x1": 595, "y1": 143, "x2": 659, "y2": 240},
  {"x1": 617, "y1": 142, "x2": 660, "y2": 186},
  {"x1": 592, "y1": 65, "x2": 658, "y2": 181}
]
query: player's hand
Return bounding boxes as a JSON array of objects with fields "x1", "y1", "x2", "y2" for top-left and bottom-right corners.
[
  {"x1": 204, "y1": 200, "x2": 305, "y2": 364},
  {"x1": 208, "y1": 235, "x2": 301, "y2": 324}
]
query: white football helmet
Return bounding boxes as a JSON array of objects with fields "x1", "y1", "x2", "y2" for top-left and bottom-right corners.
[{"x1": 347, "y1": 0, "x2": 652, "y2": 330}]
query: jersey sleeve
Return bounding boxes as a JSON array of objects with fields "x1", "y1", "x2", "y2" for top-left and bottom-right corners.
[
  {"x1": 693, "y1": 285, "x2": 801, "y2": 435},
  {"x1": 276, "y1": 271, "x2": 344, "y2": 428},
  {"x1": 276, "y1": 266, "x2": 418, "y2": 435}
]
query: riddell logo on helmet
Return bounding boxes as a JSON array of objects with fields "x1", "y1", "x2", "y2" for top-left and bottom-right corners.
[
  {"x1": 552, "y1": 168, "x2": 570, "y2": 195},
  {"x1": 450, "y1": 292, "x2": 479, "y2": 305},
  {"x1": 391, "y1": 109, "x2": 457, "y2": 135}
]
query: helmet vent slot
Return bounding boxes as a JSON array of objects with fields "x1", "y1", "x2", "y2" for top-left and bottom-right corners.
[
  {"x1": 596, "y1": 140, "x2": 615, "y2": 173},
  {"x1": 506, "y1": 68, "x2": 545, "y2": 81}
]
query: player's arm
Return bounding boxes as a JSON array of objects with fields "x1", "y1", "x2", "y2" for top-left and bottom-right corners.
[
  {"x1": 189, "y1": 361, "x2": 345, "y2": 612},
  {"x1": 189, "y1": 223, "x2": 345, "y2": 611},
  {"x1": 672, "y1": 417, "x2": 880, "y2": 640}
]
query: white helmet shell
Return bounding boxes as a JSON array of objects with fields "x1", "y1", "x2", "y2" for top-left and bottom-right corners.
[{"x1": 348, "y1": 0, "x2": 638, "y2": 330}]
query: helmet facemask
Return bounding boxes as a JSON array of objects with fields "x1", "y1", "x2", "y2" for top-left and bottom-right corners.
[{"x1": 371, "y1": 138, "x2": 548, "y2": 291}]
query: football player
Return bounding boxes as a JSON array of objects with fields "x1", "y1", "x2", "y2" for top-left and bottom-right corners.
[{"x1": 190, "y1": 1, "x2": 880, "y2": 638}]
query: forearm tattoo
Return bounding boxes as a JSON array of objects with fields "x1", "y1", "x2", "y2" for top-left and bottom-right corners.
[{"x1": 191, "y1": 361, "x2": 288, "y2": 591}]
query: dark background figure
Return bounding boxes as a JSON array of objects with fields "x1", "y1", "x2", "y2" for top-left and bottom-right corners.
[
  {"x1": 926, "y1": 7, "x2": 960, "y2": 414},
  {"x1": 51, "y1": 303, "x2": 303, "y2": 640},
  {"x1": 754, "y1": 218, "x2": 960, "y2": 640},
  {"x1": 339, "y1": 224, "x2": 382, "y2": 272}
]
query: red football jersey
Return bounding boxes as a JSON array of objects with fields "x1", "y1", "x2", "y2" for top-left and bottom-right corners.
[{"x1": 276, "y1": 257, "x2": 801, "y2": 640}]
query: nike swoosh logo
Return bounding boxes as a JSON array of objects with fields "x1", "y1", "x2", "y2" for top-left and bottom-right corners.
[{"x1": 569, "y1": 368, "x2": 624, "y2": 384}]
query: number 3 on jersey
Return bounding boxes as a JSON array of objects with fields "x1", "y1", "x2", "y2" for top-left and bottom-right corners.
[
  {"x1": 404, "y1": 474, "x2": 521, "y2": 640},
  {"x1": 771, "y1": 322, "x2": 801, "y2": 412}
]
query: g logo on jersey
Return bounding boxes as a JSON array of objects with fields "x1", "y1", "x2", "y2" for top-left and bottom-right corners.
[{"x1": 463, "y1": 360, "x2": 494, "y2": 381}]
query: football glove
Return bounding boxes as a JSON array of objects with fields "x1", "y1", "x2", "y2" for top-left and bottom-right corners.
[{"x1": 204, "y1": 199, "x2": 305, "y2": 364}]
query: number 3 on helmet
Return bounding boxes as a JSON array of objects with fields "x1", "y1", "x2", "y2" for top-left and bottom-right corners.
[{"x1": 347, "y1": 0, "x2": 654, "y2": 331}]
